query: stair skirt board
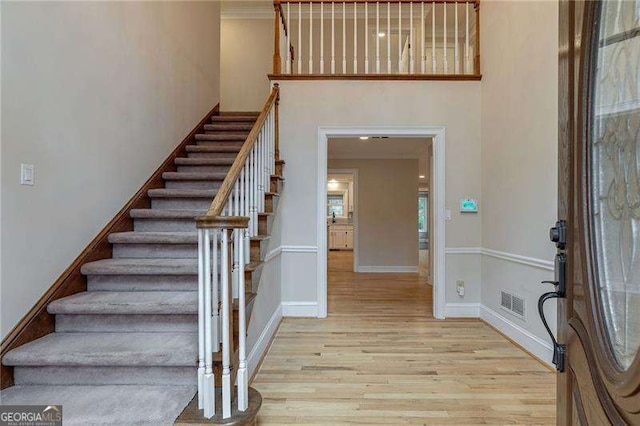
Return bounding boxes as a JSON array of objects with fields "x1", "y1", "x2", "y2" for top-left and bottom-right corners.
[{"x1": 0, "y1": 104, "x2": 281, "y2": 425}]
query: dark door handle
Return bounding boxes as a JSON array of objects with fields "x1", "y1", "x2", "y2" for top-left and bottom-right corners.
[
  {"x1": 538, "y1": 289, "x2": 566, "y2": 372},
  {"x1": 537, "y1": 250, "x2": 567, "y2": 372}
]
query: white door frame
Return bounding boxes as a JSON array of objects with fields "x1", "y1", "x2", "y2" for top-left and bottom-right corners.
[
  {"x1": 317, "y1": 126, "x2": 447, "y2": 319},
  {"x1": 327, "y1": 168, "x2": 359, "y2": 272}
]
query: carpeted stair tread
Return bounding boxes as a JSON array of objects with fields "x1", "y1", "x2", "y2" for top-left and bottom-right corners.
[
  {"x1": 185, "y1": 145, "x2": 242, "y2": 153},
  {"x1": 130, "y1": 209, "x2": 204, "y2": 219},
  {"x1": 203, "y1": 123, "x2": 253, "y2": 131},
  {"x1": 0, "y1": 385, "x2": 196, "y2": 426},
  {"x1": 48, "y1": 291, "x2": 198, "y2": 315},
  {"x1": 81, "y1": 258, "x2": 198, "y2": 275},
  {"x1": 174, "y1": 158, "x2": 236, "y2": 166},
  {"x1": 109, "y1": 231, "x2": 198, "y2": 245},
  {"x1": 162, "y1": 172, "x2": 228, "y2": 181},
  {"x1": 210, "y1": 116, "x2": 258, "y2": 122},
  {"x1": 219, "y1": 111, "x2": 260, "y2": 116},
  {"x1": 82, "y1": 258, "x2": 262, "y2": 275},
  {"x1": 194, "y1": 134, "x2": 247, "y2": 141},
  {"x1": 147, "y1": 188, "x2": 218, "y2": 199},
  {"x1": 3, "y1": 332, "x2": 197, "y2": 367}
]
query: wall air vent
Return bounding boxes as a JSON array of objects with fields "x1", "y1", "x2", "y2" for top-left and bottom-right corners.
[{"x1": 500, "y1": 290, "x2": 526, "y2": 320}]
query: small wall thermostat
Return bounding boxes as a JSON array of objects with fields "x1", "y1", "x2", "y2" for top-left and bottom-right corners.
[{"x1": 460, "y1": 199, "x2": 478, "y2": 213}]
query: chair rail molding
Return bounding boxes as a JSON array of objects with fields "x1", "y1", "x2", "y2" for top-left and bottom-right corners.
[{"x1": 445, "y1": 246, "x2": 554, "y2": 271}]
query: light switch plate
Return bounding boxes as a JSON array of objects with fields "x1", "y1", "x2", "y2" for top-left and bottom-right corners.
[
  {"x1": 445, "y1": 210, "x2": 452, "y2": 221},
  {"x1": 21, "y1": 163, "x2": 34, "y2": 186}
]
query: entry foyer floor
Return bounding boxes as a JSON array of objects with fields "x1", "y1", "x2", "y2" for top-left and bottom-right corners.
[{"x1": 253, "y1": 251, "x2": 556, "y2": 424}]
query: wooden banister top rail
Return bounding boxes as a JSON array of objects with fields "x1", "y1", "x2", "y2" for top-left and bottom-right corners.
[
  {"x1": 196, "y1": 85, "x2": 279, "y2": 228},
  {"x1": 275, "y1": 0, "x2": 479, "y2": 4}
]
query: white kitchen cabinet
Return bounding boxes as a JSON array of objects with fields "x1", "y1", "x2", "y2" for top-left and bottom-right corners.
[{"x1": 328, "y1": 225, "x2": 354, "y2": 250}]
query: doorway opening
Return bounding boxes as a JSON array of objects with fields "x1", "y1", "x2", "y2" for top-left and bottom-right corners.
[{"x1": 318, "y1": 127, "x2": 445, "y2": 319}]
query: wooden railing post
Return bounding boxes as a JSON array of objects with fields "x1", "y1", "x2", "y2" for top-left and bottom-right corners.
[
  {"x1": 274, "y1": 83, "x2": 280, "y2": 160},
  {"x1": 273, "y1": 1, "x2": 282, "y2": 74},
  {"x1": 474, "y1": 0, "x2": 481, "y2": 75}
]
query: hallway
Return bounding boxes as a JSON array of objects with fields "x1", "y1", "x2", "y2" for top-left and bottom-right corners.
[{"x1": 253, "y1": 252, "x2": 556, "y2": 424}]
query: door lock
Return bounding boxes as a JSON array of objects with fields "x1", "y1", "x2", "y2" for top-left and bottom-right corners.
[{"x1": 549, "y1": 220, "x2": 567, "y2": 250}]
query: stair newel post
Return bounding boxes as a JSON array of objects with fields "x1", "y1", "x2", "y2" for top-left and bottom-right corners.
[
  {"x1": 212, "y1": 230, "x2": 220, "y2": 352},
  {"x1": 273, "y1": 0, "x2": 282, "y2": 74},
  {"x1": 237, "y1": 224, "x2": 249, "y2": 411},
  {"x1": 202, "y1": 228, "x2": 216, "y2": 418},
  {"x1": 221, "y1": 228, "x2": 232, "y2": 419},
  {"x1": 274, "y1": 84, "x2": 280, "y2": 161},
  {"x1": 197, "y1": 228, "x2": 205, "y2": 409}
]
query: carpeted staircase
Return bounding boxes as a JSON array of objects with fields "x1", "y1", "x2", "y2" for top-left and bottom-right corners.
[{"x1": 0, "y1": 111, "x2": 283, "y2": 425}]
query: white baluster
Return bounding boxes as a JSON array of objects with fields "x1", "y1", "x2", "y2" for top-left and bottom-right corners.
[
  {"x1": 443, "y1": 3, "x2": 448, "y2": 74},
  {"x1": 398, "y1": 2, "x2": 402, "y2": 73},
  {"x1": 376, "y1": 2, "x2": 380, "y2": 73},
  {"x1": 237, "y1": 226, "x2": 248, "y2": 411},
  {"x1": 454, "y1": 2, "x2": 459, "y2": 74},
  {"x1": 421, "y1": 2, "x2": 425, "y2": 74},
  {"x1": 320, "y1": 2, "x2": 324, "y2": 73},
  {"x1": 232, "y1": 181, "x2": 240, "y2": 299},
  {"x1": 286, "y1": 3, "x2": 291, "y2": 73},
  {"x1": 409, "y1": 2, "x2": 414, "y2": 74},
  {"x1": 365, "y1": 2, "x2": 369, "y2": 74},
  {"x1": 432, "y1": 2, "x2": 436, "y2": 73},
  {"x1": 197, "y1": 229, "x2": 205, "y2": 409},
  {"x1": 309, "y1": 2, "x2": 313, "y2": 73},
  {"x1": 221, "y1": 229, "x2": 231, "y2": 419},
  {"x1": 203, "y1": 228, "x2": 215, "y2": 418},
  {"x1": 387, "y1": 2, "x2": 391, "y2": 73},
  {"x1": 243, "y1": 165, "x2": 250, "y2": 264},
  {"x1": 465, "y1": 1, "x2": 470, "y2": 74},
  {"x1": 342, "y1": 2, "x2": 347, "y2": 73},
  {"x1": 211, "y1": 232, "x2": 219, "y2": 352},
  {"x1": 331, "y1": 2, "x2": 335, "y2": 74},
  {"x1": 298, "y1": 2, "x2": 302, "y2": 74},
  {"x1": 354, "y1": 2, "x2": 358, "y2": 73}
]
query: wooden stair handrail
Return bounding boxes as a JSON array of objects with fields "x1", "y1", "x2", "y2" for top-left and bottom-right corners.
[
  {"x1": 277, "y1": 0, "x2": 478, "y2": 3},
  {"x1": 196, "y1": 85, "x2": 280, "y2": 228}
]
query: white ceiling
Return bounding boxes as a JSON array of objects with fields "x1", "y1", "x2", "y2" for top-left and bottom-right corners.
[{"x1": 328, "y1": 137, "x2": 431, "y2": 183}]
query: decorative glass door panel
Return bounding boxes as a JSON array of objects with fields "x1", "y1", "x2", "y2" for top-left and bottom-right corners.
[{"x1": 590, "y1": 0, "x2": 640, "y2": 370}]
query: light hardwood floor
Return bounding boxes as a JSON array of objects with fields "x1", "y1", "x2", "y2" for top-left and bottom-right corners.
[{"x1": 253, "y1": 251, "x2": 556, "y2": 425}]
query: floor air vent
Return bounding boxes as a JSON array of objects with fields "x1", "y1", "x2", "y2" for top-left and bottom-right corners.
[{"x1": 500, "y1": 290, "x2": 525, "y2": 320}]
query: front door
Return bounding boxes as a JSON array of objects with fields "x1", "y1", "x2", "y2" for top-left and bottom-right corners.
[{"x1": 555, "y1": 0, "x2": 640, "y2": 423}]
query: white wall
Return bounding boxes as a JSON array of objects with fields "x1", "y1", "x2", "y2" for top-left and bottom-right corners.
[
  {"x1": 275, "y1": 80, "x2": 482, "y2": 313},
  {"x1": 480, "y1": 0, "x2": 559, "y2": 360},
  {"x1": 221, "y1": 18, "x2": 273, "y2": 111},
  {"x1": 0, "y1": 1, "x2": 221, "y2": 338},
  {"x1": 329, "y1": 159, "x2": 419, "y2": 269}
]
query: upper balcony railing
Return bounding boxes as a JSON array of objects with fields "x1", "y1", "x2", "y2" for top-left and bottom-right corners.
[{"x1": 271, "y1": 0, "x2": 481, "y2": 80}]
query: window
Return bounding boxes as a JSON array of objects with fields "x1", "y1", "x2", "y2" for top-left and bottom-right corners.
[
  {"x1": 418, "y1": 193, "x2": 428, "y2": 232},
  {"x1": 327, "y1": 194, "x2": 344, "y2": 217}
]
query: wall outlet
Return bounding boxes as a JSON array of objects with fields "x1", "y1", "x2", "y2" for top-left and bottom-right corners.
[
  {"x1": 445, "y1": 210, "x2": 452, "y2": 221},
  {"x1": 20, "y1": 163, "x2": 35, "y2": 186},
  {"x1": 456, "y1": 280, "x2": 465, "y2": 297}
]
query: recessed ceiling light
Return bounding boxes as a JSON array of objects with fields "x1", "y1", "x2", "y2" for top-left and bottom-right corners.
[
  {"x1": 419, "y1": 175, "x2": 426, "y2": 179},
  {"x1": 378, "y1": 32, "x2": 386, "y2": 37},
  {"x1": 359, "y1": 136, "x2": 369, "y2": 140}
]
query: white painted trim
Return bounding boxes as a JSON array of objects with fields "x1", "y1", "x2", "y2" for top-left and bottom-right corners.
[
  {"x1": 282, "y1": 301, "x2": 319, "y2": 317},
  {"x1": 282, "y1": 245, "x2": 318, "y2": 253},
  {"x1": 356, "y1": 265, "x2": 419, "y2": 273},
  {"x1": 318, "y1": 126, "x2": 447, "y2": 320},
  {"x1": 480, "y1": 305, "x2": 554, "y2": 367},
  {"x1": 328, "y1": 168, "x2": 359, "y2": 273},
  {"x1": 444, "y1": 302, "x2": 480, "y2": 317},
  {"x1": 264, "y1": 247, "x2": 282, "y2": 262},
  {"x1": 221, "y1": 7, "x2": 273, "y2": 20},
  {"x1": 445, "y1": 247, "x2": 482, "y2": 255},
  {"x1": 247, "y1": 304, "x2": 283, "y2": 378},
  {"x1": 445, "y1": 247, "x2": 554, "y2": 271},
  {"x1": 482, "y1": 248, "x2": 554, "y2": 271}
]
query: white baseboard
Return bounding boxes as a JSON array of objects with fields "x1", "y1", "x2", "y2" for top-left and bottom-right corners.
[
  {"x1": 248, "y1": 304, "x2": 283, "y2": 378},
  {"x1": 281, "y1": 301, "x2": 318, "y2": 317},
  {"x1": 445, "y1": 302, "x2": 480, "y2": 317},
  {"x1": 356, "y1": 265, "x2": 419, "y2": 273},
  {"x1": 480, "y1": 305, "x2": 553, "y2": 367}
]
